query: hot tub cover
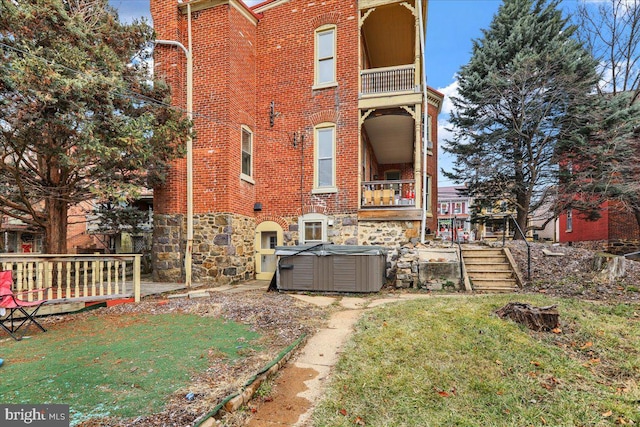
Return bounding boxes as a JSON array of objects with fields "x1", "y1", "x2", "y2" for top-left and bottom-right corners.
[{"x1": 275, "y1": 244, "x2": 387, "y2": 257}]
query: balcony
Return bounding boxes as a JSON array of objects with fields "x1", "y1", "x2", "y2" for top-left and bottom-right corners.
[
  {"x1": 359, "y1": 180, "x2": 422, "y2": 221},
  {"x1": 361, "y1": 179, "x2": 416, "y2": 208},
  {"x1": 361, "y1": 65, "x2": 417, "y2": 97}
]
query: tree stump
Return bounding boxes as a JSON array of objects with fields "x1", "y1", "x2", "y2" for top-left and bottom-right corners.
[{"x1": 495, "y1": 302, "x2": 559, "y2": 331}]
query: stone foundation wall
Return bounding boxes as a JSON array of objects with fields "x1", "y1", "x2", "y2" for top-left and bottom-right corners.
[
  {"x1": 153, "y1": 213, "x2": 255, "y2": 285},
  {"x1": 607, "y1": 239, "x2": 640, "y2": 256},
  {"x1": 358, "y1": 220, "x2": 422, "y2": 246},
  {"x1": 568, "y1": 239, "x2": 640, "y2": 255},
  {"x1": 281, "y1": 214, "x2": 359, "y2": 246},
  {"x1": 152, "y1": 214, "x2": 185, "y2": 282}
]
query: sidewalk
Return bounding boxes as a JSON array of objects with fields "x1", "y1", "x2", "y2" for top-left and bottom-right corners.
[{"x1": 245, "y1": 292, "x2": 433, "y2": 427}]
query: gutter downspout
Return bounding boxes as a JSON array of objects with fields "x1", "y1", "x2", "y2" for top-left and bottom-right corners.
[
  {"x1": 418, "y1": 0, "x2": 429, "y2": 244},
  {"x1": 185, "y1": 3, "x2": 193, "y2": 288},
  {"x1": 154, "y1": 3, "x2": 193, "y2": 287}
]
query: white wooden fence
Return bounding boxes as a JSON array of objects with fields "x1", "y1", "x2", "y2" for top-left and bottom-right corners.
[{"x1": 1, "y1": 254, "x2": 141, "y2": 303}]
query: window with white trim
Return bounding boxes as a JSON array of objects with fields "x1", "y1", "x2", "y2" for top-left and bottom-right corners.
[
  {"x1": 241, "y1": 126, "x2": 252, "y2": 179},
  {"x1": 315, "y1": 26, "x2": 336, "y2": 87},
  {"x1": 454, "y1": 202, "x2": 462, "y2": 214},
  {"x1": 566, "y1": 209, "x2": 573, "y2": 232},
  {"x1": 299, "y1": 213, "x2": 328, "y2": 244},
  {"x1": 314, "y1": 124, "x2": 336, "y2": 192}
]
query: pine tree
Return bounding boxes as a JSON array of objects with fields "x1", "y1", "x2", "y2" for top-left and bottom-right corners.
[
  {"x1": 559, "y1": 0, "x2": 640, "y2": 232},
  {"x1": 444, "y1": 0, "x2": 598, "y2": 235},
  {"x1": 0, "y1": 0, "x2": 190, "y2": 253}
]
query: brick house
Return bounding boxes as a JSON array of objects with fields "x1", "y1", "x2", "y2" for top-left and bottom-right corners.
[
  {"x1": 437, "y1": 186, "x2": 472, "y2": 240},
  {"x1": 151, "y1": 0, "x2": 443, "y2": 283},
  {"x1": 559, "y1": 202, "x2": 640, "y2": 254}
]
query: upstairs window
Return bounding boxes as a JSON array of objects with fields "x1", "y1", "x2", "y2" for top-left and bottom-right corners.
[
  {"x1": 314, "y1": 124, "x2": 336, "y2": 192},
  {"x1": 241, "y1": 126, "x2": 253, "y2": 180},
  {"x1": 315, "y1": 26, "x2": 336, "y2": 87}
]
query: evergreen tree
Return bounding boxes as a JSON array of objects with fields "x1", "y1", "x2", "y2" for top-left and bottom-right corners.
[
  {"x1": 444, "y1": 0, "x2": 598, "y2": 235},
  {"x1": 559, "y1": 0, "x2": 640, "y2": 231},
  {"x1": 0, "y1": 0, "x2": 190, "y2": 253}
]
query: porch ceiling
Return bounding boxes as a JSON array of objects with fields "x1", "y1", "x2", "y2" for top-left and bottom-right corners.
[
  {"x1": 364, "y1": 114, "x2": 414, "y2": 164},
  {"x1": 362, "y1": 3, "x2": 415, "y2": 68}
]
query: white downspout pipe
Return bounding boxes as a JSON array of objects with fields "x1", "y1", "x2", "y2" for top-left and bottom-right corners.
[
  {"x1": 154, "y1": 3, "x2": 194, "y2": 287},
  {"x1": 417, "y1": 0, "x2": 429, "y2": 243}
]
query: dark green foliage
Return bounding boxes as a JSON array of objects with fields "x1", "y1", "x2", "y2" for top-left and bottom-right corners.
[
  {"x1": 444, "y1": 0, "x2": 598, "y2": 233},
  {"x1": 0, "y1": 0, "x2": 190, "y2": 253},
  {"x1": 559, "y1": 0, "x2": 640, "y2": 229}
]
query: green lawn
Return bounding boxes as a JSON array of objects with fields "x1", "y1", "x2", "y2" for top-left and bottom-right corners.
[
  {"x1": 312, "y1": 295, "x2": 640, "y2": 426},
  {"x1": 0, "y1": 313, "x2": 260, "y2": 426}
]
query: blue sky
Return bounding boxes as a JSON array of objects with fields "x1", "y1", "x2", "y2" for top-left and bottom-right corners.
[{"x1": 107, "y1": 0, "x2": 579, "y2": 185}]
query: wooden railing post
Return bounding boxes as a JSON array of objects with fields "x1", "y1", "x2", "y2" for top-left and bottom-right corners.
[
  {"x1": 133, "y1": 255, "x2": 141, "y2": 303},
  {"x1": 0, "y1": 254, "x2": 143, "y2": 304}
]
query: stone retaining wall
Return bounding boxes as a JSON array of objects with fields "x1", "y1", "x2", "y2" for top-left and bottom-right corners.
[
  {"x1": 386, "y1": 242, "x2": 462, "y2": 290},
  {"x1": 153, "y1": 213, "x2": 255, "y2": 285}
]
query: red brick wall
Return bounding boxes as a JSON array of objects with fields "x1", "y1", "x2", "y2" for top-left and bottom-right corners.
[
  {"x1": 151, "y1": 0, "x2": 188, "y2": 215},
  {"x1": 151, "y1": 0, "x2": 438, "y2": 232},
  {"x1": 608, "y1": 201, "x2": 640, "y2": 241},
  {"x1": 152, "y1": 0, "x2": 361, "y2": 219},
  {"x1": 559, "y1": 202, "x2": 609, "y2": 242},
  {"x1": 254, "y1": 0, "x2": 360, "y2": 218}
]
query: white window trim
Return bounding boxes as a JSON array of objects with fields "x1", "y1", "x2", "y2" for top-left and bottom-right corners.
[
  {"x1": 299, "y1": 213, "x2": 328, "y2": 244},
  {"x1": 313, "y1": 123, "x2": 337, "y2": 192},
  {"x1": 566, "y1": 209, "x2": 573, "y2": 232},
  {"x1": 313, "y1": 25, "x2": 337, "y2": 88},
  {"x1": 240, "y1": 125, "x2": 254, "y2": 184}
]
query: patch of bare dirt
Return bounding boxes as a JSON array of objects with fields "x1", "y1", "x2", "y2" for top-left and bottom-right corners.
[
  {"x1": 507, "y1": 241, "x2": 640, "y2": 302},
  {"x1": 38, "y1": 291, "x2": 331, "y2": 427}
]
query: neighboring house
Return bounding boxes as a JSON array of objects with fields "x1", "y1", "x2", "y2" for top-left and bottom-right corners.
[
  {"x1": 151, "y1": 0, "x2": 443, "y2": 283},
  {"x1": 559, "y1": 202, "x2": 640, "y2": 254},
  {"x1": 1, "y1": 215, "x2": 42, "y2": 253},
  {"x1": 437, "y1": 186, "x2": 473, "y2": 240},
  {"x1": 1, "y1": 195, "x2": 153, "y2": 255}
]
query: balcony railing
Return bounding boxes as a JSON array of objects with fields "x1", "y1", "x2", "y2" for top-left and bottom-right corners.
[
  {"x1": 0, "y1": 254, "x2": 141, "y2": 303},
  {"x1": 361, "y1": 180, "x2": 416, "y2": 208},
  {"x1": 361, "y1": 64, "x2": 417, "y2": 96}
]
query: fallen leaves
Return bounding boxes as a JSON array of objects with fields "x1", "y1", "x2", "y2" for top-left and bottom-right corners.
[
  {"x1": 434, "y1": 386, "x2": 457, "y2": 397},
  {"x1": 338, "y1": 409, "x2": 366, "y2": 425}
]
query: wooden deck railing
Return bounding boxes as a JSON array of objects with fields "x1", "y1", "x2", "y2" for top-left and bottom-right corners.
[
  {"x1": 361, "y1": 64, "x2": 417, "y2": 96},
  {"x1": 361, "y1": 179, "x2": 416, "y2": 208},
  {"x1": 0, "y1": 254, "x2": 141, "y2": 303}
]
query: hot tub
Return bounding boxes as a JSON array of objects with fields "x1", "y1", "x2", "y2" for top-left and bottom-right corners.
[{"x1": 275, "y1": 244, "x2": 387, "y2": 293}]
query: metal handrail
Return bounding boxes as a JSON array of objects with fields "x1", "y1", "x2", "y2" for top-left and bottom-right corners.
[
  {"x1": 502, "y1": 215, "x2": 531, "y2": 280},
  {"x1": 453, "y1": 216, "x2": 464, "y2": 289}
]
